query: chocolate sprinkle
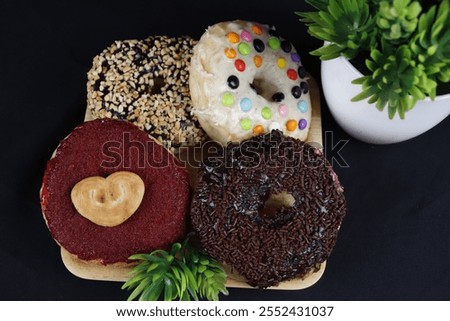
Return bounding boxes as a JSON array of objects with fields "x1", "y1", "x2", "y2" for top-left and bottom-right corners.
[{"x1": 190, "y1": 131, "x2": 347, "y2": 288}]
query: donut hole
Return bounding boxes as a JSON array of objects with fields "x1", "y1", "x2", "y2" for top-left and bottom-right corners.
[
  {"x1": 149, "y1": 77, "x2": 165, "y2": 95},
  {"x1": 251, "y1": 77, "x2": 280, "y2": 102},
  {"x1": 260, "y1": 191, "x2": 295, "y2": 218}
]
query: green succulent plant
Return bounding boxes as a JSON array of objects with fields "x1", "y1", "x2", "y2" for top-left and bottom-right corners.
[
  {"x1": 122, "y1": 235, "x2": 228, "y2": 301},
  {"x1": 297, "y1": 0, "x2": 377, "y2": 60},
  {"x1": 377, "y1": 0, "x2": 422, "y2": 43},
  {"x1": 410, "y1": 0, "x2": 450, "y2": 84},
  {"x1": 351, "y1": 45, "x2": 433, "y2": 119},
  {"x1": 298, "y1": 0, "x2": 450, "y2": 119}
]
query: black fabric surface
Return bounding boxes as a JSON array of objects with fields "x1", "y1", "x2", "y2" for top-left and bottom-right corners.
[{"x1": 0, "y1": 0, "x2": 449, "y2": 300}]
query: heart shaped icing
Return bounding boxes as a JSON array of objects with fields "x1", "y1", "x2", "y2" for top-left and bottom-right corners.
[{"x1": 71, "y1": 171, "x2": 145, "y2": 227}]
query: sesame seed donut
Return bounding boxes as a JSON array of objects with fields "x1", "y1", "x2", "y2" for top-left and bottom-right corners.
[
  {"x1": 189, "y1": 20, "x2": 311, "y2": 145},
  {"x1": 190, "y1": 130, "x2": 347, "y2": 288},
  {"x1": 87, "y1": 36, "x2": 206, "y2": 152}
]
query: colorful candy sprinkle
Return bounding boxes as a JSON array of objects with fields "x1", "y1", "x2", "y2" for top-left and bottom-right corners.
[
  {"x1": 291, "y1": 86, "x2": 301, "y2": 99},
  {"x1": 277, "y1": 57, "x2": 286, "y2": 69},
  {"x1": 253, "y1": 39, "x2": 265, "y2": 53},
  {"x1": 286, "y1": 119, "x2": 297, "y2": 131},
  {"x1": 281, "y1": 41, "x2": 292, "y2": 53},
  {"x1": 278, "y1": 104, "x2": 289, "y2": 117},
  {"x1": 221, "y1": 26, "x2": 309, "y2": 136},
  {"x1": 224, "y1": 48, "x2": 237, "y2": 59},
  {"x1": 227, "y1": 75, "x2": 239, "y2": 89},
  {"x1": 287, "y1": 69, "x2": 298, "y2": 80},
  {"x1": 252, "y1": 25, "x2": 263, "y2": 35},
  {"x1": 268, "y1": 37, "x2": 281, "y2": 50},
  {"x1": 291, "y1": 53, "x2": 300, "y2": 63},
  {"x1": 240, "y1": 118, "x2": 252, "y2": 131},
  {"x1": 253, "y1": 125, "x2": 264, "y2": 135},
  {"x1": 227, "y1": 32, "x2": 240, "y2": 44},
  {"x1": 261, "y1": 107, "x2": 273, "y2": 120},
  {"x1": 241, "y1": 30, "x2": 252, "y2": 42},
  {"x1": 238, "y1": 42, "x2": 251, "y2": 56},
  {"x1": 272, "y1": 92, "x2": 285, "y2": 102},
  {"x1": 298, "y1": 66, "x2": 307, "y2": 78},
  {"x1": 268, "y1": 29, "x2": 278, "y2": 37},
  {"x1": 297, "y1": 100, "x2": 308, "y2": 113},
  {"x1": 240, "y1": 97, "x2": 252, "y2": 112},
  {"x1": 221, "y1": 92, "x2": 234, "y2": 107},
  {"x1": 235, "y1": 59, "x2": 246, "y2": 72},
  {"x1": 299, "y1": 118, "x2": 308, "y2": 130},
  {"x1": 253, "y1": 55, "x2": 263, "y2": 68},
  {"x1": 300, "y1": 81, "x2": 309, "y2": 93}
]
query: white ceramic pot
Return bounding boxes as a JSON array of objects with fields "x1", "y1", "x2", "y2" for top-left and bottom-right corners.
[{"x1": 321, "y1": 55, "x2": 450, "y2": 144}]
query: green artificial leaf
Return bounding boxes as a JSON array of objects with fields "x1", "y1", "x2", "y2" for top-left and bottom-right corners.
[
  {"x1": 411, "y1": 0, "x2": 450, "y2": 85},
  {"x1": 298, "y1": 0, "x2": 450, "y2": 118},
  {"x1": 377, "y1": 91, "x2": 389, "y2": 110},
  {"x1": 398, "y1": 97, "x2": 406, "y2": 119},
  {"x1": 127, "y1": 276, "x2": 152, "y2": 301},
  {"x1": 388, "y1": 105, "x2": 397, "y2": 119},
  {"x1": 140, "y1": 278, "x2": 164, "y2": 301},
  {"x1": 377, "y1": 0, "x2": 421, "y2": 43},
  {"x1": 298, "y1": 0, "x2": 376, "y2": 60},
  {"x1": 122, "y1": 234, "x2": 228, "y2": 301},
  {"x1": 310, "y1": 43, "x2": 343, "y2": 60},
  {"x1": 351, "y1": 76, "x2": 367, "y2": 85},
  {"x1": 408, "y1": 2, "x2": 422, "y2": 19},
  {"x1": 305, "y1": 0, "x2": 329, "y2": 11},
  {"x1": 351, "y1": 86, "x2": 378, "y2": 101},
  {"x1": 350, "y1": 44, "x2": 437, "y2": 119}
]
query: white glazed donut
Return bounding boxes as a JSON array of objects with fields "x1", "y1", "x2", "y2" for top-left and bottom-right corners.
[{"x1": 189, "y1": 20, "x2": 312, "y2": 145}]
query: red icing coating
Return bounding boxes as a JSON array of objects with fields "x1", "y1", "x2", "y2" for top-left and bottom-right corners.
[{"x1": 40, "y1": 119, "x2": 190, "y2": 264}]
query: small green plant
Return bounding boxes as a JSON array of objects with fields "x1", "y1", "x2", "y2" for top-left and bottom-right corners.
[
  {"x1": 122, "y1": 235, "x2": 229, "y2": 301},
  {"x1": 297, "y1": 0, "x2": 450, "y2": 119}
]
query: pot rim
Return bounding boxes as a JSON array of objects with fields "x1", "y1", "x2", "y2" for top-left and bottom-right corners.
[{"x1": 334, "y1": 54, "x2": 450, "y2": 101}]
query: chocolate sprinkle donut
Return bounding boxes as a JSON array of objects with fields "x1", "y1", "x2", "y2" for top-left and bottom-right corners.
[
  {"x1": 87, "y1": 36, "x2": 206, "y2": 152},
  {"x1": 190, "y1": 130, "x2": 347, "y2": 288}
]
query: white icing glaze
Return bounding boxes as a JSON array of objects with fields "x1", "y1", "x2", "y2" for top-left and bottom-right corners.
[{"x1": 189, "y1": 20, "x2": 312, "y2": 145}]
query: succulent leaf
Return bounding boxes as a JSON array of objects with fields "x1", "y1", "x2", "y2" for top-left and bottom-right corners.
[
  {"x1": 299, "y1": 0, "x2": 450, "y2": 118},
  {"x1": 122, "y1": 235, "x2": 228, "y2": 301},
  {"x1": 305, "y1": 0, "x2": 329, "y2": 11},
  {"x1": 410, "y1": 0, "x2": 450, "y2": 84},
  {"x1": 377, "y1": 0, "x2": 422, "y2": 44},
  {"x1": 352, "y1": 45, "x2": 434, "y2": 119}
]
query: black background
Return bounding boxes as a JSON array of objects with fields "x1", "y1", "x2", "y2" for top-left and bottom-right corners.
[{"x1": 0, "y1": 0, "x2": 449, "y2": 300}]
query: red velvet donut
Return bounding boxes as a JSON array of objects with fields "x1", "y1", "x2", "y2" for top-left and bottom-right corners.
[{"x1": 40, "y1": 118, "x2": 190, "y2": 264}]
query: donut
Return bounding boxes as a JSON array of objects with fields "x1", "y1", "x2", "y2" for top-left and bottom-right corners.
[
  {"x1": 189, "y1": 20, "x2": 312, "y2": 145},
  {"x1": 190, "y1": 130, "x2": 346, "y2": 288},
  {"x1": 40, "y1": 119, "x2": 190, "y2": 264},
  {"x1": 87, "y1": 36, "x2": 206, "y2": 152}
]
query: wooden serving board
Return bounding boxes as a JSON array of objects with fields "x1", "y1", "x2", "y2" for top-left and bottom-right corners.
[{"x1": 61, "y1": 75, "x2": 325, "y2": 290}]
